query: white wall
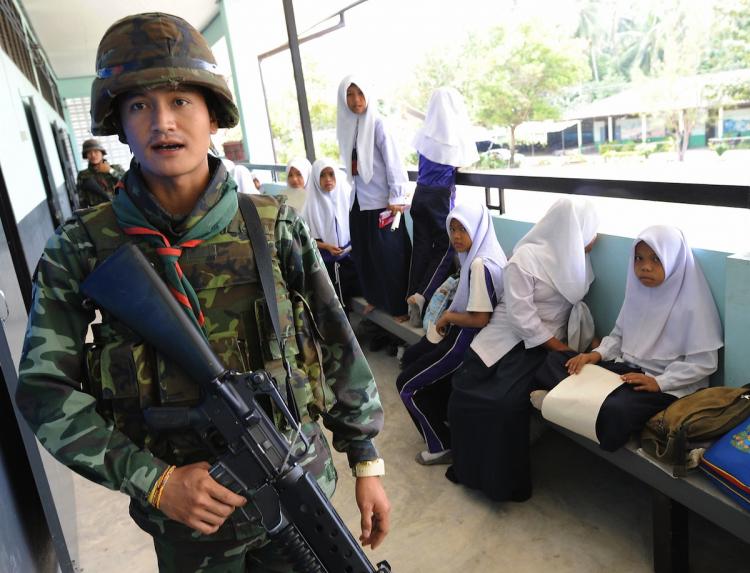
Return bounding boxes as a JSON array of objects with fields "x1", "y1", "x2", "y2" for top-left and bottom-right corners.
[{"x1": 0, "y1": 50, "x2": 67, "y2": 222}]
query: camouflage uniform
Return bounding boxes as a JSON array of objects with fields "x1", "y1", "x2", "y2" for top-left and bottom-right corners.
[
  {"x1": 76, "y1": 162, "x2": 125, "y2": 208},
  {"x1": 17, "y1": 155, "x2": 384, "y2": 571}
]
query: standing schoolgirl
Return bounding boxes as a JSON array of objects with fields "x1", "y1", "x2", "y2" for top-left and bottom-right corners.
[
  {"x1": 284, "y1": 157, "x2": 312, "y2": 212},
  {"x1": 407, "y1": 87, "x2": 479, "y2": 325},
  {"x1": 447, "y1": 198, "x2": 599, "y2": 501},
  {"x1": 535, "y1": 225, "x2": 723, "y2": 451},
  {"x1": 302, "y1": 158, "x2": 360, "y2": 310},
  {"x1": 337, "y1": 74, "x2": 412, "y2": 319},
  {"x1": 397, "y1": 201, "x2": 506, "y2": 465}
]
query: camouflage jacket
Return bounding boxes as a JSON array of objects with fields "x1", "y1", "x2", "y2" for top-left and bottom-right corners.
[
  {"x1": 17, "y1": 159, "x2": 383, "y2": 514},
  {"x1": 76, "y1": 162, "x2": 124, "y2": 208}
]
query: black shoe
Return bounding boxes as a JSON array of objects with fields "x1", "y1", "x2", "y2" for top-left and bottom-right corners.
[
  {"x1": 445, "y1": 465, "x2": 459, "y2": 484},
  {"x1": 369, "y1": 333, "x2": 391, "y2": 352}
]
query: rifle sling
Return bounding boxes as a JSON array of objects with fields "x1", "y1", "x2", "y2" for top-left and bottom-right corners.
[{"x1": 237, "y1": 194, "x2": 301, "y2": 424}]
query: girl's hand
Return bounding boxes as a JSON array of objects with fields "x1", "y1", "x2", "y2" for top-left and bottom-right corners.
[
  {"x1": 565, "y1": 352, "x2": 601, "y2": 375},
  {"x1": 621, "y1": 373, "x2": 660, "y2": 392},
  {"x1": 388, "y1": 204, "x2": 405, "y2": 215},
  {"x1": 435, "y1": 312, "x2": 452, "y2": 336},
  {"x1": 328, "y1": 245, "x2": 344, "y2": 257}
]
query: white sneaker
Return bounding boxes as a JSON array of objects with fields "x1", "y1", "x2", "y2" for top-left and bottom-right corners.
[
  {"x1": 529, "y1": 390, "x2": 548, "y2": 411},
  {"x1": 415, "y1": 449, "x2": 452, "y2": 466}
]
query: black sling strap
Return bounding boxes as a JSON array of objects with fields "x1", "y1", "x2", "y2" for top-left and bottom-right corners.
[{"x1": 237, "y1": 194, "x2": 301, "y2": 423}]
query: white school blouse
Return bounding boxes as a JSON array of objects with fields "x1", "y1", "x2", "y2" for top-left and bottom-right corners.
[
  {"x1": 471, "y1": 262, "x2": 572, "y2": 367},
  {"x1": 465, "y1": 258, "x2": 495, "y2": 313},
  {"x1": 350, "y1": 117, "x2": 410, "y2": 211},
  {"x1": 593, "y1": 323, "x2": 717, "y2": 398}
]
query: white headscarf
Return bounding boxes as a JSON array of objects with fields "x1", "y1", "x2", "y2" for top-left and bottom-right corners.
[
  {"x1": 413, "y1": 87, "x2": 479, "y2": 168},
  {"x1": 512, "y1": 198, "x2": 599, "y2": 351},
  {"x1": 617, "y1": 225, "x2": 723, "y2": 360},
  {"x1": 221, "y1": 158, "x2": 259, "y2": 195},
  {"x1": 512, "y1": 198, "x2": 599, "y2": 304},
  {"x1": 336, "y1": 74, "x2": 376, "y2": 184},
  {"x1": 301, "y1": 158, "x2": 352, "y2": 247},
  {"x1": 446, "y1": 201, "x2": 507, "y2": 312},
  {"x1": 286, "y1": 157, "x2": 312, "y2": 189}
]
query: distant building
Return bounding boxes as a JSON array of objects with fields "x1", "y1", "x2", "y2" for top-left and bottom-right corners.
[{"x1": 543, "y1": 69, "x2": 750, "y2": 152}]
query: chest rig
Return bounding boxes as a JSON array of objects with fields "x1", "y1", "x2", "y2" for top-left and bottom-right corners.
[{"x1": 77, "y1": 195, "x2": 332, "y2": 464}]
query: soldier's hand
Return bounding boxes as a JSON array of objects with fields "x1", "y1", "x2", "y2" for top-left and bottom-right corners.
[
  {"x1": 158, "y1": 461, "x2": 247, "y2": 535},
  {"x1": 356, "y1": 476, "x2": 391, "y2": 550}
]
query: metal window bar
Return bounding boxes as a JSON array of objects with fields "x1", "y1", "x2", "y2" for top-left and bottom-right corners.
[
  {"x1": 250, "y1": 163, "x2": 750, "y2": 211},
  {"x1": 0, "y1": 0, "x2": 36, "y2": 87}
]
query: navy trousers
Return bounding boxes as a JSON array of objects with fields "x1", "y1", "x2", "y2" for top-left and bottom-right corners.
[
  {"x1": 407, "y1": 184, "x2": 456, "y2": 306},
  {"x1": 349, "y1": 196, "x2": 411, "y2": 316},
  {"x1": 534, "y1": 350, "x2": 678, "y2": 451}
]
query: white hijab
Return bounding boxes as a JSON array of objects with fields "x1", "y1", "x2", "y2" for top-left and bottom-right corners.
[
  {"x1": 301, "y1": 158, "x2": 352, "y2": 247},
  {"x1": 286, "y1": 157, "x2": 312, "y2": 189},
  {"x1": 336, "y1": 74, "x2": 376, "y2": 184},
  {"x1": 447, "y1": 201, "x2": 507, "y2": 312},
  {"x1": 221, "y1": 158, "x2": 259, "y2": 195},
  {"x1": 413, "y1": 87, "x2": 479, "y2": 168},
  {"x1": 617, "y1": 225, "x2": 723, "y2": 360},
  {"x1": 512, "y1": 198, "x2": 599, "y2": 304}
]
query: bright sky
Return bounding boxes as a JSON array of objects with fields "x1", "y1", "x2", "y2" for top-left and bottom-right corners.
[{"x1": 259, "y1": 0, "x2": 580, "y2": 107}]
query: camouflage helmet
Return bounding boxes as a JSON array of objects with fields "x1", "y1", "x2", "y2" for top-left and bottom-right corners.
[
  {"x1": 90, "y1": 12, "x2": 239, "y2": 137},
  {"x1": 81, "y1": 138, "x2": 107, "y2": 159}
]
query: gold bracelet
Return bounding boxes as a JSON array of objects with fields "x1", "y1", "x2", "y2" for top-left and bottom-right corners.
[
  {"x1": 154, "y1": 465, "x2": 176, "y2": 510},
  {"x1": 147, "y1": 465, "x2": 175, "y2": 508}
]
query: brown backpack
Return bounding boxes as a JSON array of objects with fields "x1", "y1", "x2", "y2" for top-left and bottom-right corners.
[{"x1": 640, "y1": 386, "x2": 750, "y2": 476}]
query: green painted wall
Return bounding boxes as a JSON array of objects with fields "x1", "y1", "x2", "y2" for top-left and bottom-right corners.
[{"x1": 57, "y1": 76, "x2": 94, "y2": 99}]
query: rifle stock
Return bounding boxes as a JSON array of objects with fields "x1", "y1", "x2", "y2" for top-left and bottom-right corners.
[{"x1": 81, "y1": 243, "x2": 391, "y2": 573}]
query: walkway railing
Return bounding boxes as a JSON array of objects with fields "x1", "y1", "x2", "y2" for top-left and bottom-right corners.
[{"x1": 247, "y1": 163, "x2": 750, "y2": 212}]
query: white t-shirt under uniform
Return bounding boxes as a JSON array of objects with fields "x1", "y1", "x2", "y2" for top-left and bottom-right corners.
[{"x1": 465, "y1": 257, "x2": 495, "y2": 313}]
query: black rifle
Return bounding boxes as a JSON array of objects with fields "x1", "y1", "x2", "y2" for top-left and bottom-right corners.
[{"x1": 81, "y1": 243, "x2": 391, "y2": 573}]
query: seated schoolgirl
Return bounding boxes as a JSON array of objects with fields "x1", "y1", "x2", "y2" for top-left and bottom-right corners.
[
  {"x1": 397, "y1": 201, "x2": 506, "y2": 465},
  {"x1": 302, "y1": 158, "x2": 360, "y2": 310},
  {"x1": 284, "y1": 157, "x2": 312, "y2": 212},
  {"x1": 534, "y1": 225, "x2": 724, "y2": 451},
  {"x1": 447, "y1": 198, "x2": 599, "y2": 502}
]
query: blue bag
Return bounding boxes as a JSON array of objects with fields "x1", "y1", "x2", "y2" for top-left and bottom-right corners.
[
  {"x1": 700, "y1": 417, "x2": 750, "y2": 511},
  {"x1": 422, "y1": 275, "x2": 459, "y2": 332}
]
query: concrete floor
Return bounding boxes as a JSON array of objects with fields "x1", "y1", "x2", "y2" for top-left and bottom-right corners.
[{"x1": 70, "y1": 333, "x2": 750, "y2": 573}]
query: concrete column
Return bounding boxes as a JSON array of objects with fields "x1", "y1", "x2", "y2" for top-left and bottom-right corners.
[
  {"x1": 717, "y1": 106, "x2": 724, "y2": 139},
  {"x1": 607, "y1": 116, "x2": 613, "y2": 142},
  {"x1": 724, "y1": 252, "x2": 750, "y2": 387},
  {"x1": 219, "y1": 0, "x2": 275, "y2": 165}
]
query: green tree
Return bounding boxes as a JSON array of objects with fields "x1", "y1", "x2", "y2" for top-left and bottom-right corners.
[
  {"x1": 472, "y1": 25, "x2": 588, "y2": 166},
  {"x1": 701, "y1": 0, "x2": 750, "y2": 102}
]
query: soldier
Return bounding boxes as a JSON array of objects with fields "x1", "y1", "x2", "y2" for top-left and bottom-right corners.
[
  {"x1": 17, "y1": 12, "x2": 390, "y2": 572},
  {"x1": 76, "y1": 138, "x2": 124, "y2": 208}
]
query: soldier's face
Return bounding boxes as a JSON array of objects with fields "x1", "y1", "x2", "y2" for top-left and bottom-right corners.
[
  {"x1": 118, "y1": 85, "x2": 217, "y2": 189},
  {"x1": 86, "y1": 149, "x2": 104, "y2": 165}
]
